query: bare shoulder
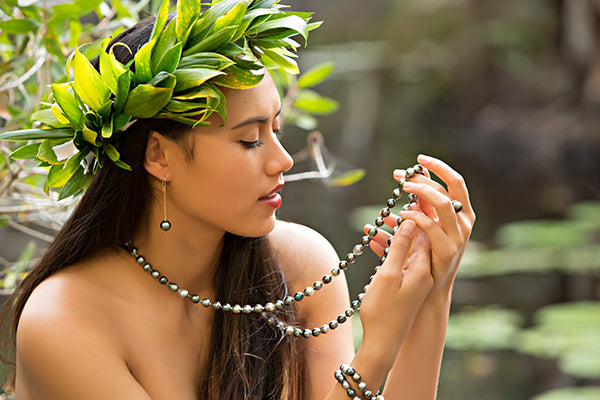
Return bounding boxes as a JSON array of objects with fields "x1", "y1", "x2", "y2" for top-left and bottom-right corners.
[
  {"x1": 16, "y1": 250, "x2": 150, "y2": 399},
  {"x1": 268, "y1": 220, "x2": 340, "y2": 287}
]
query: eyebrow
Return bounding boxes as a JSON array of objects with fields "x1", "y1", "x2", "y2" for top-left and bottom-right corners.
[{"x1": 231, "y1": 107, "x2": 282, "y2": 130}]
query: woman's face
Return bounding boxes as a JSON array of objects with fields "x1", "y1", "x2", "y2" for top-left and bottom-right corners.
[{"x1": 165, "y1": 73, "x2": 293, "y2": 238}]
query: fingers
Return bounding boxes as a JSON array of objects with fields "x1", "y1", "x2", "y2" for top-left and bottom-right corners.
[
  {"x1": 401, "y1": 180, "x2": 461, "y2": 238},
  {"x1": 416, "y1": 154, "x2": 475, "y2": 220}
]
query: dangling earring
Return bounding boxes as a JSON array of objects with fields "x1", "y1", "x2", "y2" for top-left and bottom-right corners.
[{"x1": 160, "y1": 176, "x2": 172, "y2": 231}]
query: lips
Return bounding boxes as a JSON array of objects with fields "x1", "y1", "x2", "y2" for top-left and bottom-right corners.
[{"x1": 259, "y1": 183, "x2": 284, "y2": 200}]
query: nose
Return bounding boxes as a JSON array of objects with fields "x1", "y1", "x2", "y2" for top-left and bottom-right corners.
[{"x1": 265, "y1": 133, "x2": 294, "y2": 176}]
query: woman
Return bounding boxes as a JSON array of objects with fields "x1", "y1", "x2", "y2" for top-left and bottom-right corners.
[{"x1": 1, "y1": 3, "x2": 475, "y2": 400}]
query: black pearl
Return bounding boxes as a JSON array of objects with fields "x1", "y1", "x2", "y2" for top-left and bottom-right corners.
[
  {"x1": 159, "y1": 276, "x2": 168, "y2": 284},
  {"x1": 160, "y1": 220, "x2": 171, "y2": 231},
  {"x1": 284, "y1": 296, "x2": 294, "y2": 305},
  {"x1": 136, "y1": 256, "x2": 144, "y2": 264},
  {"x1": 313, "y1": 281, "x2": 323, "y2": 290},
  {"x1": 375, "y1": 217, "x2": 385, "y2": 227},
  {"x1": 143, "y1": 263, "x2": 152, "y2": 271},
  {"x1": 275, "y1": 300, "x2": 284, "y2": 309},
  {"x1": 398, "y1": 178, "x2": 405, "y2": 189},
  {"x1": 408, "y1": 193, "x2": 417, "y2": 203},
  {"x1": 406, "y1": 167, "x2": 415, "y2": 178},
  {"x1": 347, "y1": 388, "x2": 356, "y2": 397},
  {"x1": 346, "y1": 253, "x2": 356, "y2": 263},
  {"x1": 413, "y1": 164, "x2": 424, "y2": 174},
  {"x1": 387, "y1": 198, "x2": 396, "y2": 208},
  {"x1": 361, "y1": 236, "x2": 371, "y2": 246},
  {"x1": 352, "y1": 300, "x2": 361, "y2": 310},
  {"x1": 352, "y1": 373, "x2": 361, "y2": 382},
  {"x1": 345, "y1": 308, "x2": 354, "y2": 317},
  {"x1": 332, "y1": 268, "x2": 340, "y2": 276},
  {"x1": 294, "y1": 292, "x2": 304, "y2": 301},
  {"x1": 323, "y1": 275, "x2": 332, "y2": 284},
  {"x1": 293, "y1": 328, "x2": 302, "y2": 337},
  {"x1": 337, "y1": 315, "x2": 347, "y2": 323},
  {"x1": 381, "y1": 207, "x2": 390, "y2": 217},
  {"x1": 312, "y1": 328, "x2": 321, "y2": 337},
  {"x1": 302, "y1": 329, "x2": 311, "y2": 338},
  {"x1": 392, "y1": 188, "x2": 402, "y2": 199},
  {"x1": 452, "y1": 200, "x2": 463, "y2": 212},
  {"x1": 190, "y1": 295, "x2": 200, "y2": 303},
  {"x1": 367, "y1": 227, "x2": 378, "y2": 237},
  {"x1": 329, "y1": 320, "x2": 339, "y2": 330},
  {"x1": 339, "y1": 260, "x2": 348, "y2": 270},
  {"x1": 379, "y1": 256, "x2": 386, "y2": 264}
]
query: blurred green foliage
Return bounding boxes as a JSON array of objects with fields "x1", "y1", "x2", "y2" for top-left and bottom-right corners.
[{"x1": 446, "y1": 202, "x2": 600, "y2": 398}]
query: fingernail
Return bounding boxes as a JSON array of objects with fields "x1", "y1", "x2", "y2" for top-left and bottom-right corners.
[
  {"x1": 393, "y1": 169, "x2": 405, "y2": 178},
  {"x1": 418, "y1": 154, "x2": 433, "y2": 162},
  {"x1": 401, "y1": 220, "x2": 415, "y2": 235},
  {"x1": 402, "y1": 181, "x2": 414, "y2": 189}
]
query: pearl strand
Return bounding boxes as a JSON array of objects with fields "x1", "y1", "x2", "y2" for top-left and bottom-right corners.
[{"x1": 126, "y1": 163, "x2": 425, "y2": 336}]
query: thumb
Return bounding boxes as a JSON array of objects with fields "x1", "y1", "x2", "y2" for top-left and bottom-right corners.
[{"x1": 384, "y1": 220, "x2": 417, "y2": 268}]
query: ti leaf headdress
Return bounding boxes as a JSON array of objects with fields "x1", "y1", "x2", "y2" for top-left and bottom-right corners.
[{"x1": 0, "y1": 0, "x2": 319, "y2": 200}]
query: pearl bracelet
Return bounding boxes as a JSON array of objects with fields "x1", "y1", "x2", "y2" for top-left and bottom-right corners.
[{"x1": 334, "y1": 364, "x2": 384, "y2": 400}]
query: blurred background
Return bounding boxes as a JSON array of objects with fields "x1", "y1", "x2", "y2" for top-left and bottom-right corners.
[{"x1": 1, "y1": 0, "x2": 600, "y2": 399}]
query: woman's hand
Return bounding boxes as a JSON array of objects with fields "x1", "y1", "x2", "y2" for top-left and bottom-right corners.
[
  {"x1": 357, "y1": 220, "x2": 434, "y2": 371},
  {"x1": 367, "y1": 154, "x2": 475, "y2": 296}
]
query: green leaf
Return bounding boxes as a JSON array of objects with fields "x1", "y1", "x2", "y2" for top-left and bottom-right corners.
[
  {"x1": 152, "y1": 42, "x2": 182, "y2": 75},
  {"x1": 37, "y1": 138, "x2": 71, "y2": 165},
  {"x1": 531, "y1": 387, "x2": 600, "y2": 400},
  {"x1": 9, "y1": 143, "x2": 41, "y2": 160},
  {"x1": 171, "y1": 84, "x2": 221, "y2": 100},
  {"x1": 150, "y1": 0, "x2": 170, "y2": 42},
  {"x1": 101, "y1": 113, "x2": 113, "y2": 138},
  {"x1": 213, "y1": 64, "x2": 264, "y2": 89},
  {"x1": 177, "y1": 0, "x2": 201, "y2": 40},
  {"x1": 246, "y1": 15, "x2": 308, "y2": 42},
  {"x1": 123, "y1": 85, "x2": 173, "y2": 118},
  {"x1": 68, "y1": 18, "x2": 82, "y2": 49},
  {"x1": 262, "y1": 47, "x2": 299, "y2": 74},
  {"x1": 71, "y1": 47, "x2": 111, "y2": 112},
  {"x1": 99, "y1": 37, "x2": 128, "y2": 95},
  {"x1": 113, "y1": 70, "x2": 132, "y2": 115},
  {"x1": 173, "y1": 68, "x2": 225, "y2": 91},
  {"x1": 177, "y1": 52, "x2": 235, "y2": 70},
  {"x1": 293, "y1": 89, "x2": 339, "y2": 115},
  {"x1": 51, "y1": 83, "x2": 83, "y2": 127},
  {"x1": 134, "y1": 37, "x2": 157, "y2": 84},
  {"x1": 182, "y1": 26, "x2": 237, "y2": 56},
  {"x1": 31, "y1": 109, "x2": 69, "y2": 128},
  {"x1": 75, "y1": 0, "x2": 103, "y2": 14},
  {"x1": 104, "y1": 143, "x2": 131, "y2": 170},
  {"x1": 330, "y1": 169, "x2": 366, "y2": 187},
  {"x1": 114, "y1": 113, "x2": 132, "y2": 131},
  {"x1": 47, "y1": 162, "x2": 76, "y2": 188},
  {"x1": 147, "y1": 71, "x2": 176, "y2": 88},
  {"x1": 0, "y1": 128, "x2": 74, "y2": 141},
  {"x1": 297, "y1": 62, "x2": 335, "y2": 89},
  {"x1": 153, "y1": 18, "x2": 177, "y2": 68},
  {"x1": 0, "y1": 19, "x2": 40, "y2": 34},
  {"x1": 208, "y1": 0, "x2": 248, "y2": 37},
  {"x1": 58, "y1": 166, "x2": 86, "y2": 200}
]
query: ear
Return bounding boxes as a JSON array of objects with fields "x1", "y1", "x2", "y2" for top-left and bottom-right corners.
[{"x1": 144, "y1": 131, "x2": 172, "y2": 181}]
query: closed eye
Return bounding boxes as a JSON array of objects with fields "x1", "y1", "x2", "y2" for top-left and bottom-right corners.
[{"x1": 240, "y1": 140, "x2": 264, "y2": 149}]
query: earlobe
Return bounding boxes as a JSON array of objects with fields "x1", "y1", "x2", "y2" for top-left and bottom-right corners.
[{"x1": 144, "y1": 131, "x2": 170, "y2": 181}]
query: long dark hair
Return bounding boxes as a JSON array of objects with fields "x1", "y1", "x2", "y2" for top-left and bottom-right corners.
[{"x1": 1, "y1": 15, "x2": 304, "y2": 400}]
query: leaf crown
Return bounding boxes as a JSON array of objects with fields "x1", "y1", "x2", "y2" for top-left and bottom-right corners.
[{"x1": 0, "y1": 0, "x2": 319, "y2": 200}]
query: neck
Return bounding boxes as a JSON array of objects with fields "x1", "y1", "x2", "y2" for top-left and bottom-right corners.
[{"x1": 131, "y1": 204, "x2": 224, "y2": 296}]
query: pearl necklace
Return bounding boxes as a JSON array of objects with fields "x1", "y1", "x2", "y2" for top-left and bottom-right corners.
[{"x1": 126, "y1": 163, "x2": 442, "y2": 337}]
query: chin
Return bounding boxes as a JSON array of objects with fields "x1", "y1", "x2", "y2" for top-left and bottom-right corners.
[{"x1": 232, "y1": 216, "x2": 277, "y2": 238}]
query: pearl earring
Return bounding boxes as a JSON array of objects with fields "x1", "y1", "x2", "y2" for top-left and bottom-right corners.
[{"x1": 160, "y1": 176, "x2": 172, "y2": 231}]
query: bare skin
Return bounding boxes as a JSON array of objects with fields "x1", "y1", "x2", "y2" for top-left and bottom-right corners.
[{"x1": 14, "y1": 72, "x2": 475, "y2": 399}]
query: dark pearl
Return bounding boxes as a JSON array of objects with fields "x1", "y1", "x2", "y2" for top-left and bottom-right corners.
[
  {"x1": 191, "y1": 295, "x2": 200, "y2": 303},
  {"x1": 392, "y1": 188, "x2": 401, "y2": 199},
  {"x1": 352, "y1": 300, "x2": 361, "y2": 310},
  {"x1": 284, "y1": 296, "x2": 294, "y2": 305},
  {"x1": 332, "y1": 268, "x2": 340, "y2": 277},
  {"x1": 136, "y1": 256, "x2": 144, "y2": 264},
  {"x1": 294, "y1": 292, "x2": 304, "y2": 301},
  {"x1": 303, "y1": 329, "x2": 311, "y2": 338},
  {"x1": 323, "y1": 275, "x2": 333, "y2": 284},
  {"x1": 452, "y1": 200, "x2": 463, "y2": 212},
  {"x1": 368, "y1": 227, "x2": 378, "y2": 237},
  {"x1": 168, "y1": 283, "x2": 178, "y2": 292},
  {"x1": 159, "y1": 276, "x2": 168, "y2": 284},
  {"x1": 222, "y1": 303, "x2": 232, "y2": 312},
  {"x1": 381, "y1": 207, "x2": 390, "y2": 217},
  {"x1": 160, "y1": 220, "x2": 171, "y2": 231},
  {"x1": 339, "y1": 260, "x2": 348, "y2": 270},
  {"x1": 398, "y1": 178, "x2": 405, "y2": 189},
  {"x1": 352, "y1": 373, "x2": 361, "y2": 382},
  {"x1": 345, "y1": 308, "x2": 354, "y2": 317},
  {"x1": 361, "y1": 236, "x2": 371, "y2": 246},
  {"x1": 408, "y1": 193, "x2": 417, "y2": 203},
  {"x1": 275, "y1": 300, "x2": 284, "y2": 309},
  {"x1": 312, "y1": 328, "x2": 321, "y2": 337},
  {"x1": 201, "y1": 299, "x2": 211, "y2": 307},
  {"x1": 379, "y1": 256, "x2": 386, "y2": 264},
  {"x1": 413, "y1": 164, "x2": 424, "y2": 174},
  {"x1": 402, "y1": 203, "x2": 412, "y2": 211},
  {"x1": 347, "y1": 389, "x2": 356, "y2": 397},
  {"x1": 293, "y1": 328, "x2": 302, "y2": 337},
  {"x1": 337, "y1": 315, "x2": 347, "y2": 323},
  {"x1": 346, "y1": 253, "x2": 356, "y2": 263},
  {"x1": 329, "y1": 321, "x2": 339, "y2": 330},
  {"x1": 313, "y1": 281, "x2": 323, "y2": 290},
  {"x1": 406, "y1": 167, "x2": 415, "y2": 178},
  {"x1": 143, "y1": 263, "x2": 151, "y2": 271},
  {"x1": 375, "y1": 217, "x2": 385, "y2": 227},
  {"x1": 387, "y1": 198, "x2": 396, "y2": 208}
]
